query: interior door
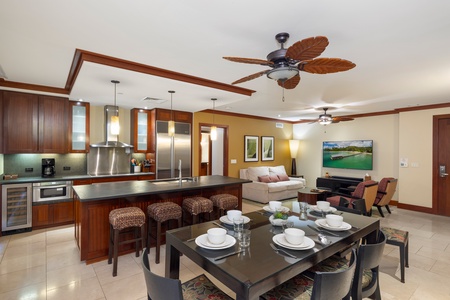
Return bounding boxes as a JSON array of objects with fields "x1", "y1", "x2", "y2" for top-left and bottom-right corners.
[{"x1": 433, "y1": 114, "x2": 450, "y2": 215}]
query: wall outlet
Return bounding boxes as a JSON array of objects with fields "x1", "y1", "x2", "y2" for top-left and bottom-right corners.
[
  {"x1": 25, "y1": 167, "x2": 33, "y2": 172},
  {"x1": 63, "y1": 166, "x2": 71, "y2": 171},
  {"x1": 230, "y1": 159, "x2": 237, "y2": 164}
]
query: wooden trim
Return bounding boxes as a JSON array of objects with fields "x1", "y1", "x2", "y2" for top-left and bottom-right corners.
[
  {"x1": 67, "y1": 49, "x2": 255, "y2": 96},
  {"x1": 397, "y1": 202, "x2": 434, "y2": 214},
  {"x1": 432, "y1": 113, "x2": 450, "y2": 215},
  {"x1": 0, "y1": 80, "x2": 68, "y2": 95},
  {"x1": 202, "y1": 109, "x2": 297, "y2": 124},
  {"x1": 199, "y1": 123, "x2": 229, "y2": 176}
]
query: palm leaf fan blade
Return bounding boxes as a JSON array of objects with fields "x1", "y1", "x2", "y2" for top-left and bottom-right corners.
[
  {"x1": 286, "y1": 36, "x2": 329, "y2": 61},
  {"x1": 277, "y1": 74, "x2": 300, "y2": 89},
  {"x1": 232, "y1": 70, "x2": 270, "y2": 85},
  {"x1": 223, "y1": 57, "x2": 273, "y2": 66},
  {"x1": 300, "y1": 58, "x2": 356, "y2": 74}
]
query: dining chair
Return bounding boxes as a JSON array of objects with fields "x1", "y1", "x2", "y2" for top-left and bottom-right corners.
[
  {"x1": 333, "y1": 197, "x2": 365, "y2": 215},
  {"x1": 373, "y1": 178, "x2": 398, "y2": 217},
  {"x1": 351, "y1": 231, "x2": 386, "y2": 300},
  {"x1": 260, "y1": 249, "x2": 356, "y2": 300},
  {"x1": 141, "y1": 248, "x2": 233, "y2": 300}
]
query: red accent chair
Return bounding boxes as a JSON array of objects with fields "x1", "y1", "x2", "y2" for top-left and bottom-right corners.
[
  {"x1": 373, "y1": 178, "x2": 398, "y2": 217},
  {"x1": 327, "y1": 180, "x2": 378, "y2": 216}
]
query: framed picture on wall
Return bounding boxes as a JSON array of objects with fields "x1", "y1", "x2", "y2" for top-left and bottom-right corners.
[
  {"x1": 244, "y1": 135, "x2": 259, "y2": 162},
  {"x1": 262, "y1": 136, "x2": 274, "y2": 161}
]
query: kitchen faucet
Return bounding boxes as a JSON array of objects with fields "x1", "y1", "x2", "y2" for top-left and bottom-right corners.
[{"x1": 178, "y1": 159, "x2": 182, "y2": 183}]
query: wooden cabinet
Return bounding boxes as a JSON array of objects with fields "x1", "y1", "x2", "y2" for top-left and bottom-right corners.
[
  {"x1": 0, "y1": 92, "x2": 3, "y2": 153},
  {"x1": 68, "y1": 101, "x2": 90, "y2": 153},
  {"x1": 32, "y1": 201, "x2": 74, "y2": 229},
  {"x1": 155, "y1": 108, "x2": 192, "y2": 123},
  {"x1": 130, "y1": 108, "x2": 155, "y2": 153},
  {"x1": 2, "y1": 91, "x2": 68, "y2": 153}
]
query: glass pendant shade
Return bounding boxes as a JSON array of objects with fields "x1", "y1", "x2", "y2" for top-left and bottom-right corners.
[
  {"x1": 210, "y1": 126, "x2": 217, "y2": 141},
  {"x1": 110, "y1": 115, "x2": 120, "y2": 135},
  {"x1": 168, "y1": 120, "x2": 175, "y2": 137}
]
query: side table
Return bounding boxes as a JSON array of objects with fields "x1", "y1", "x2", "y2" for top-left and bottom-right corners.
[{"x1": 297, "y1": 187, "x2": 331, "y2": 205}]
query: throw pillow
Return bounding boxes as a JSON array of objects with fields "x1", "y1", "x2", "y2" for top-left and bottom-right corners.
[
  {"x1": 269, "y1": 175, "x2": 280, "y2": 182},
  {"x1": 277, "y1": 174, "x2": 290, "y2": 181},
  {"x1": 258, "y1": 175, "x2": 271, "y2": 183}
]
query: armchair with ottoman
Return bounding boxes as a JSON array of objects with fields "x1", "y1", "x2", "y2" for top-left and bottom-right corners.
[{"x1": 239, "y1": 165, "x2": 306, "y2": 204}]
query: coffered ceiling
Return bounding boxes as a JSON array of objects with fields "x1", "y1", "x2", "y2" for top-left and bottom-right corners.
[{"x1": 1, "y1": 0, "x2": 450, "y2": 121}]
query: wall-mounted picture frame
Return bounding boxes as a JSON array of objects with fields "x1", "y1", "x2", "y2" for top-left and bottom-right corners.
[
  {"x1": 262, "y1": 136, "x2": 274, "y2": 161},
  {"x1": 244, "y1": 135, "x2": 259, "y2": 162}
]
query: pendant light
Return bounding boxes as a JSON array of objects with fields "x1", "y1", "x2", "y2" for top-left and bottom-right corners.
[
  {"x1": 110, "y1": 80, "x2": 120, "y2": 135},
  {"x1": 168, "y1": 91, "x2": 175, "y2": 137},
  {"x1": 210, "y1": 98, "x2": 217, "y2": 141}
]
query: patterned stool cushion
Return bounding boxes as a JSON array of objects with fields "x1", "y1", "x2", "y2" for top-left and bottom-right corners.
[
  {"x1": 381, "y1": 227, "x2": 408, "y2": 243},
  {"x1": 182, "y1": 197, "x2": 213, "y2": 215},
  {"x1": 147, "y1": 202, "x2": 182, "y2": 222},
  {"x1": 260, "y1": 273, "x2": 314, "y2": 300},
  {"x1": 210, "y1": 194, "x2": 238, "y2": 210},
  {"x1": 308, "y1": 254, "x2": 350, "y2": 273},
  {"x1": 182, "y1": 274, "x2": 233, "y2": 300},
  {"x1": 109, "y1": 207, "x2": 145, "y2": 230}
]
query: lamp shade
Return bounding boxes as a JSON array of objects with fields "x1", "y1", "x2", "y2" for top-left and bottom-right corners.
[
  {"x1": 110, "y1": 115, "x2": 120, "y2": 135},
  {"x1": 289, "y1": 140, "x2": 300, "y2": 158},
  {"x1": 168, "y1": 120, "x2": 175, "y2": 137},
  {"x1": 210, "y1": 126, "x2": 217, "y2": 141}
]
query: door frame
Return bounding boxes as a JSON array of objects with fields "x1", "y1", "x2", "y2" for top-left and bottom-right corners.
[
  {"x1": 198, "y1": 123, "x2": 229, "y2": 176},
  {"x1": 432, "y1": 113, "x2": 450, "y2": 215}
]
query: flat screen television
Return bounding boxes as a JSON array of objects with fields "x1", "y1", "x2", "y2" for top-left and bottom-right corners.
[{"x1": 323, "y1": 140, "x2": 373, "y2": 170}]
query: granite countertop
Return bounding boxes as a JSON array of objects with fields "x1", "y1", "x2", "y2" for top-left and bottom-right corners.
[
  {"x1": 0, "y1": 172, "x2": 155, "y2": 185},
  {"x1": 73, "y1": 175, "x2": 251, "y2": 202}
]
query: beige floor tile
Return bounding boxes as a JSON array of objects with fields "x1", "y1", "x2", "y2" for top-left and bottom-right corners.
[
  {"x1": 0, "y1": 281, "x2": 47, "y2": 300},
  {"x1": 7, "y1": 231, "x2": 46, "y2": 248},
  {"x1": 47, "y1": 248, "x2": 82, "y2": 271},
  {"x1": 2, "y1": 241, "x2": 46, "y2": 260},
  {"x1": 101, "y1": 272, "x2": 147, "y2": 300},
  {"x1": 47, "y1": 277, "x2": 105, "y2": 300},
  {"x1": 94, "y1": 254, "x2": 142, "y2": 286},
  {"x1": 47, "y1": 262, "x2": 97, "y2": 290},
  {"x1": 0, "y1": 265, "x2": 46, "y2": 293},
  {"x1": 46, "y1": 239, "x2": 79, "y2": 257},
  {"x1": 0, "y1": 252, "x2": 46, "y2": 275}
]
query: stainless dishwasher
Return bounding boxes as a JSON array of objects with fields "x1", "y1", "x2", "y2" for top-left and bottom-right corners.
[{"x1": 2, "y1": 183, "x2": 33, "y2": 233}]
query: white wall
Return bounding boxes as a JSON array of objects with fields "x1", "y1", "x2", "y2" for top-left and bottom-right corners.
[
  {"x1": 211, "y1": 128, "x2": 224, "y2": 175},
  {"x1": 294, "y1": 107, "x2": 450, "y2": 208}
]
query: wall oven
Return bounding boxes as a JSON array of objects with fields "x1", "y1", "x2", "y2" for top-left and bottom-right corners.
[{"x1": 32, "y1": 181, "x2": 73, "y2": 202}]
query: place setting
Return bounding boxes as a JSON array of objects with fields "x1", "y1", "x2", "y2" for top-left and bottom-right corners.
[
  {"x1": 308, "y1": 201, "x2": 337, "y2": 217},
  {"x1": 219, "y1": 209, "x2": 251, "y2": 226},
  {"x1": 263, "y1": 200, "x2": 290, "y2": 214},
  {"x1": 315, "y1": 214, "x2": 352, "y2": 232},
  {"x1": 271, "y1": 228, "x2": 315, "y2": 252},
  {"x1": 195, "y1": 228, "x2": 236, "y2": 250}
]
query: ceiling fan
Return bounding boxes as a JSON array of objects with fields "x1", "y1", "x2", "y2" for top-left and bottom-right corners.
[
  {"x1": 223, "y1": 32, "x2": 356, "y2": 90},
  {"x1": 301, "y1": 107, "x2": 354, "y2": 125}
]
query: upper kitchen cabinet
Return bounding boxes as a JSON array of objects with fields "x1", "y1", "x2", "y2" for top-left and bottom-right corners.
[
  {"x1": 68, "y1": 101, "x2": 90, "y2": 153},
  {"x1": 131, "y1": 108, "x2": 155, "y2": 153},
  {"x1": 2, "y1": 91, "x2": 68, "y2": 153},
  {"x1": 156, "y1": 108, "x2": 192, "y2": 123}
]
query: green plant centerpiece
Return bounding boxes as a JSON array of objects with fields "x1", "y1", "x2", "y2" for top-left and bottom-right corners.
[{"x1": 270, "y1": 210, "x2": 289, "y2": 226}]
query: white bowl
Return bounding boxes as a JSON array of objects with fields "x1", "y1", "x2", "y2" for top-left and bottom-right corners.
[
  {"x1": 284, "y1": 228, "x2": 305, "y2": 245},
  {"x1": 326, "y1": 214, "x2": 343, "y2": 227},
  {"x1": 269, "y1": 201, "x2": 282, "y2": 211},
  {"x1": 207, "y1": 228, "x2": 227, "y2": 244},
  {"x1": 227, "y1": 210, "x2": 242, "y2": 221},
  {"x1": 316, "y1": 201, "x2": 330, "y2": 211}
]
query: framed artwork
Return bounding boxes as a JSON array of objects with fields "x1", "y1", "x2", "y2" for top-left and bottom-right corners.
[
  {"x1": 262, "y1": 136, "x2": 274, "y2": 161},
  {"x1": 244, "y1": 135, "x2": 259, "y2": 162}
]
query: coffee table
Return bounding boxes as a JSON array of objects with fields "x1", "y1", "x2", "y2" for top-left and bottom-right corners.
[{"x1": 297, "y1": 187, "x2": 331, "y2": 204}]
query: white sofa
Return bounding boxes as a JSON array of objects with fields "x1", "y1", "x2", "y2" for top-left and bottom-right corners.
[{"x1": 239, "y1": 165, "x2": 306, "y2": 204}]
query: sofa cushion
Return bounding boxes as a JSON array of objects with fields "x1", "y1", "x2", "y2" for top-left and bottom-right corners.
[
  {"x1": 258, "y1": 175, "x2": 271, "y2": 183},
  {"x1": 277, "y1": 174, "x2": 290, "y2": 181},
  {"x1": 247, "y1": 167, "x2": 270, "y2": 182},
  {"x1": 269, "y1": 165, "x2": 287, "y2": 176},
  {"x1": 267, "y1": 183, "x2": 288, "y2": 192},
  {"x1": 269, "y1": 175, "x2": 280, "y2": 182}
]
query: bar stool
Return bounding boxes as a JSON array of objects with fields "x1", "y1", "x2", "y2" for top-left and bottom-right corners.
[
  {"x1": 147, "y1": 202, "x2": 182, "y2": 264},
  {"x1": 210, "y1": 194, "x2": 238, "y2": 217},
  {"x1": 108, "y1": 207, "x2": 146, "y2": 277},
  {"x1": 182, "y1": 196, "x2": 213, "y2": 225},
  {"x1": 381, "y1": 227, "x2": 409, "y2": 283}
]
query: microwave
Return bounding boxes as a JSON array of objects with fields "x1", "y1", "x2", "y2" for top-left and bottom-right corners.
[{"x1": 32, "y1": 181, "x2": 73, "y2": 202}]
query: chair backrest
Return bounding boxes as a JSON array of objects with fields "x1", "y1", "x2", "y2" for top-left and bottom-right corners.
[
  {"x1": 311, "y1": 249, "x2": 357, "y2": 300},
  {"x1": 375, "y1": 178, "x2": 397, "y2": 206},
  {"x1": 352, "y1": 231, "x2": 386, "y2": 300},
  {"x1": 361, "y1": 181, "x2": 378, "y2": 213},
  {"x1": 142, "y1": 248, "x2": 183, "y2": 300},
  {"x1": 351, "y1": 198, "x2": 367, "y2": 215}
]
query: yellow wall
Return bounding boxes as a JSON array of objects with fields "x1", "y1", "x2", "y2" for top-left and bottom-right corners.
[{"x1": 193, "y1": 112, "x2": 293, "y2": 178}]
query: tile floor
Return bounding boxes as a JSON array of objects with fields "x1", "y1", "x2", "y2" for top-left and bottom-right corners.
[{"x1": 1, "y1": 200, "x2": 450, "y2": 299}]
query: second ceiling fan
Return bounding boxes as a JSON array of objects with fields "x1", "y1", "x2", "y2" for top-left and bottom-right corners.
[
  {"x1": 223, "y1": 32, "x2": 356, "y2": 89},
  {"x1": 301, "y1": 108, "x2": 354, "y2": 125}
]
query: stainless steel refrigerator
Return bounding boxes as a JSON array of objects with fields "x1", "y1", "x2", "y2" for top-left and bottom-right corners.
[{"x1": 156, "y1": 121, "x2": 191, "y2": 179}]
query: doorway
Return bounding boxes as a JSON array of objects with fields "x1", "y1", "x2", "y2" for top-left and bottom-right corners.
[
  {"x1": 433, "y1": 114, "x2": 450, "y2": 216},
  {"x1": 199, "y1": 124, "x2": 229, "y2": 176}
]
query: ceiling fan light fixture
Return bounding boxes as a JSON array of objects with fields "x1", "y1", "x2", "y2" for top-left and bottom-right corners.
[
  {"x1": 318, "y1": 115, "x2": 332, "y2": 125},
  {"x1": 266, "y1": 66, "x2": 298, "y2": 81}
]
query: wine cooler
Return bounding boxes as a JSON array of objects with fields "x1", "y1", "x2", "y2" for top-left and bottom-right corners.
[{"x1": 2, "y1": 183, "x2": 32, "y2": 233}]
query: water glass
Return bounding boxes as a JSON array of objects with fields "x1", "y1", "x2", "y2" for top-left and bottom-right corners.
[
  {"x1": 283, "y1": 221, "x2": 295, "y2": 232},
  {"x1": 239, "y1": 229, "x2": 251, "y2": 247},
  {"x1": 299, "y1": 202, "x2": 308, "y2": 220},
  {"x1": 233, "y1": 217, "x2": 244, "y2": 236}
]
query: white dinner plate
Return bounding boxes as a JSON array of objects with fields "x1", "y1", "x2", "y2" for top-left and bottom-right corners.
[
  {"x1": 315, "y1": 219, "x2": 352, "y2": 231},
  {"x1": 308, "y1": 205, "x2": 337, "y2": 213},
  {"x1": 272, "y1": 234, "x2": 315, "y2": 250},
  {"x1": 263, "y1": 206, "x2": 290, "y2": 213},
  {"x1": 195, "y1": 234, "x2": 236, "y2": 250},
  {"x1": 219, "y1": 215, "x2": 251, "y2": 226}
]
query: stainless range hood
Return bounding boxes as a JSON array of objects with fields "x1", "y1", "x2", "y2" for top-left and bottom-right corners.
[{"x1": 90, "y1": 105, "x2": 133, "y2": 148}]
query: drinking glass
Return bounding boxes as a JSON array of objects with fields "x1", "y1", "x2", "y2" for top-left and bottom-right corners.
[
  {"x1": 233, "y1": 217, "x2": 244, "y2": 237},
  {"x1": 239, "y1": 229, "x2": 251, "y2": 247},
  {"x1": 299, "y1": 202, "x2": 308, "y2": 220}
]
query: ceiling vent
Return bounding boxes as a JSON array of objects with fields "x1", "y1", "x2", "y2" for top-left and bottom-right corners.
[{"x1": 141, "y1": 97, "x2": 167, "y2": 104}]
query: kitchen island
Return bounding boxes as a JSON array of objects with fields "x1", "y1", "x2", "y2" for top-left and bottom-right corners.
[{"x1": 73, "y1": 175, "x2": 251, "y2": 263}]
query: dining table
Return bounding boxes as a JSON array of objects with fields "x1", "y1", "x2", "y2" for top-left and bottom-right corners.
[{"x1": 165, "y1": 208, "x2": 380, "y2": 300}]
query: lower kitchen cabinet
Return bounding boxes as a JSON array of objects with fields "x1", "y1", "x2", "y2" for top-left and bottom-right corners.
[{"x1": 32, "y1": 201, "x2": 74, "y2": 229}]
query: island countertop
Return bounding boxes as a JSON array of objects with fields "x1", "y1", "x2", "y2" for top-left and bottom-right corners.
[{"x1": 73, "y1": 175, "x2": 251, "y2": 202}]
